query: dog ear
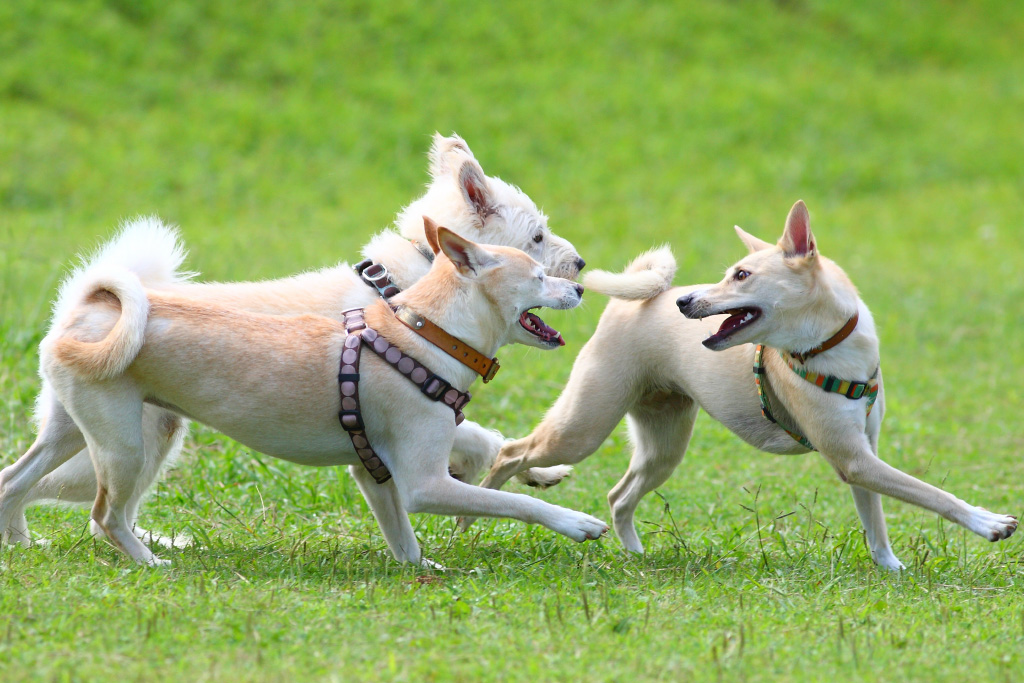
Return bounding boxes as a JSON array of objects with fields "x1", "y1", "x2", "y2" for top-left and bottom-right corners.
[
  {"x1": 458, "y1": 159, "x2": 492, "y2": 217},
  {"x1": 779, "y1": 200, "x2": 817, "y2": 258},
  {"x1": 422, "y1": 216, "x2": 442, "y2": 254},
  {"x1": 428, "y1": 132, "x2": 475, "y2": 179},
  {"x1": 437, "y1": 227, "x2": 497, "y2": 276},
  {"x1": 734, "y1": 226, "x2": 773, "y2": 253}
]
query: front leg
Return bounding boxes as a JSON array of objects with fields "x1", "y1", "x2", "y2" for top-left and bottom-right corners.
[
  {"x1": 388, "y1": 438, "x2": 607, "y2": 543},
  {"x1": 822, "y1": 436, "x2": 1017, "y2": 544},
  {"x1": 348, "y1": 464, "x2": 421, "y2": 564},
  {"x1": 401, "y1": 473, "x2": 608, "y2": 542}
]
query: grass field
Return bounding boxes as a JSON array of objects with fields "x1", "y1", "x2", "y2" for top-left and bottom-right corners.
[{"x1": 2, "y1": 1, "x2": 1024, "y2": 680}]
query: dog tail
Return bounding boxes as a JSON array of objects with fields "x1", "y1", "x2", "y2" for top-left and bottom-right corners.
[
  {"x1": 582, "y1": 246, "x2": 676, "y2": 300},
  {"x1": 47, "y1": 217, "x2": 192, "y2": 380}
]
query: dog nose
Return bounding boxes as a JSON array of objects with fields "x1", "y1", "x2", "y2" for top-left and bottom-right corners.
[
  {"x1": 575, "y1": 257, "x2": 586, "y2": 272},
  {"x1": 575, "y1": 283, "x2": 585, "y2": 297},
  {"x1": 676, "y1": 294, "x2": 693, "y2": 312}
]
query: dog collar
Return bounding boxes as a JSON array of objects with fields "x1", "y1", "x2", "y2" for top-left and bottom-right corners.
[
  {"x1": 393, "y1": 305, "x2": 500, "y2": 383},
  {"x1": 753, "y1": 344, "x2": 880, "y2": 451},
  {"x1": 787, "y1": 313, "x2": 860, "y2": 364},
  {"x1": 354, "y1": 260, "x2": 501, "y2": 382}
]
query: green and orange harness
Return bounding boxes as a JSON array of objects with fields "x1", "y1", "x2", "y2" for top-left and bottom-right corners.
[{"x1": 752, "y1": 313, "x2": 879, "y2": 451}]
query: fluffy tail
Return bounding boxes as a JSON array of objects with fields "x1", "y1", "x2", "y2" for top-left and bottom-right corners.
[
  {"x1": 47, "y1": 217, "x2": 191, "y2": 380},
  {"x1": 581, "y1": 246, "x2": 676, "y2": 300}
]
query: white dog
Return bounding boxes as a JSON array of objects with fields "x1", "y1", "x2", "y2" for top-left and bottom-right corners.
[
  {"x1": 29, "y1": 217, "x2": 606, "y2": 566},
  {"x1": 472, "y1": 201, "x2": 1017, "y2": 570},
  {"x1": 0, "y1": 134, "x2": 577, "y2": 547}
]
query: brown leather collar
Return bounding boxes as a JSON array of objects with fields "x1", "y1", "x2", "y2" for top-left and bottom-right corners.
[
  {"x1": 787, "y1": 313, "x2": 859, "y2": 364},
  {"x1": 392, "y1": 305, "x2": 501, "y2": 383}
]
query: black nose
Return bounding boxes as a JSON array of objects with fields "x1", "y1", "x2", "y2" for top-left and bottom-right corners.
[
  {"x1": 676, "y1": 294, "x2": 693, "y2": 312},
  {"x1": 575, "y1": 283, "x2": 585, "y2": 296},
  {"x1": 575, "y1": 257, "x2": 586, "y2": 272}
]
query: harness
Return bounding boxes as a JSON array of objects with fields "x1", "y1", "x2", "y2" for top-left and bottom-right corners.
[
  {"x1": 752, "y1": 314, "x2": 880, "y2": 451},
  {"x1": 338, "y1": 308, "x2": 473, "y2": 484},
  {"x1": 341, "y1": 249, "x2": 500, "y2": 484}
]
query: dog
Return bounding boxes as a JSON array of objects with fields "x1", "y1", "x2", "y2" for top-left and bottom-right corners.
[
  {"x1": 0, "y1": 133, "x2": 578, "y2": 548},
  {"x1": 25, "y1": 216, "x2": 606, "y2": 567},
  {"x1": 470, "y1": 200, "x2": 1017, "y2": 570}
]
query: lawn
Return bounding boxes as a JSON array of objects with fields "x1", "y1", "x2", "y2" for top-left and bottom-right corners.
[{"x1": 2, "y1": 1, "x2": 1023, "y2": 681}]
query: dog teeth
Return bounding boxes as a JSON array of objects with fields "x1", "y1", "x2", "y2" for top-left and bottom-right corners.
[{"x1": 742, "y1": 312, "x2": 754, "y2": 323}]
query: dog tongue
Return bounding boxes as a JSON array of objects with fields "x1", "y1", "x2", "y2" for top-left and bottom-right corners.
[
  {"x1": 718, "y1": 312, "x2": 746, "y2": 336},
  {"x1": 521, "y1": 311, "x2": 565, "y2": 346}
]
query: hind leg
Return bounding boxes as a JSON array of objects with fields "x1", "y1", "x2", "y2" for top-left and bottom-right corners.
[
  {"x1": 0, "y1": 385, "x2": 87, "y2": 546},
  {"x1": 121, "y1": 409, "x2": 191, "y2": 549},
  {"x1": 607, "y1": 392, "x2": 697, "y2": 553},
  {"x1": 58, "y1": 378, "x2": 165, "y2": 566},
  {"x1": 448, "y1": 420, "x2": 571, "y2": 488},
  {"x1": 462, "y1": 349, "x2": 635, "y2": 531},
  {"x1": 477, "y1": 335, "x2": 639, "y2": 495}
]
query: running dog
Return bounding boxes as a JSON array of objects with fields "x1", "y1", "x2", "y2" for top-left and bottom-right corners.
[
  {"x1": 25, "y1": 217, "x2": 606, "y2": 567},
  {"x1": 471, "y1": 200, "x2": 1017, "y2": 570},
  {"x1": 0, "y1": 134, "x2": 577, "y2": 547}
]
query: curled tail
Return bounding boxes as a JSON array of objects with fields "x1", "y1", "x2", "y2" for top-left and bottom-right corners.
[
  {"x1": 46, "y1": 217, "x2": 191, "y2": 380},
  {"x1": 48, "y1": 271, "x2": 150, "y2": 380},
  {"x1": 582, "y1": 246, "x2": 676, "y2": 300}
]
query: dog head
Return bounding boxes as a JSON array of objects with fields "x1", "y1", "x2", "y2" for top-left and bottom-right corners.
[
  {"x1": 413, "y1": 218, "x2": 584, "y2": 351},
  {"x1": 395, "y1": 134, "x2": 585, "y2": 285},
  {"x1": 676, "y1": 200, "x2": 857, "y2": 352}
]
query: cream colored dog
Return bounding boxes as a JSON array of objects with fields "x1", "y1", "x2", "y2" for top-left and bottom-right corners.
[
  {"x1": 0, "y1": 133, "x2": 577, "y2": 547},
  {"x1": 28, "y1": 218, "x2": 606, "y2": 567},
  {"x1": 473, "y1": 200, "x2": 1017, "y2": 570}
]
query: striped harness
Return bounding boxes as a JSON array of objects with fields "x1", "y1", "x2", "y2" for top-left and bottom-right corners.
[{"x1": 752, "y1": 315, "x2": 880, "y2": 451}]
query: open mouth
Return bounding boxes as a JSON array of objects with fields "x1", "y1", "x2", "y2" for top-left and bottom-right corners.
[
  {"x1": 519, "y1": 309, "x2": 565, "y2": 347},
  {"x1": 702, "y1": 307, "x2": 762, "y2": 348}
]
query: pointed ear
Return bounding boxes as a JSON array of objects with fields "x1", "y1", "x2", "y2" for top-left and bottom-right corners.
[
  {"x1": 734, "y1": 225, "x2": 773, "y2": 253},
  {"x1": 428, "y1": 132, "x2": 474, "y2": 179},
  {"x1": 778, "y1": 200, "x2": 816, "y2": 258},
  {"x1": 422, "y1": 216, "x2": 442, "y2": 254},
  {"x1": 457, "y1": 159, "x2": 491, "y2": 216},
  {"x1": 421, "y1": 216, "x2": 442, "y2": 253},
  {"x1": 437, "y1": 227, "x2": 497, "y2": 276}
]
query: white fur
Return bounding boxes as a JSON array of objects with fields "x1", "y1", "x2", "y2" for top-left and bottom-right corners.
[{"x1": 582, "y1": 246, "x2": 676, "y2": 300}]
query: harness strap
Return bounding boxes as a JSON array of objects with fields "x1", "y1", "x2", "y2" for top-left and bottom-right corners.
[
  {"x1": 339, "y1": 308, "x2": 471, "y2": 485},
  {"x1": 753, "y1": 344, "x2": 880, "y2": 452},
  {"x1": 354, "y1": 259, "x2": 401, "y2": 299}
]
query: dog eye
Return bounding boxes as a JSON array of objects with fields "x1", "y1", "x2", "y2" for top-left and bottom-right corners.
[
  {"x1": 533, "y1": 233, "x2": 544, "y2": 243},
  {"x1": 735, "y1": 269, "x2": 751, "y2": 281}
]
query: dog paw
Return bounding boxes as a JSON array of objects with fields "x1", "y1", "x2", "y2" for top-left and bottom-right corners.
[
  {"x1": 145, "y1": 555, "x2": 172, "y2": 568},
  {"x1": 554, "y1": 510, "x2": 609, "y2": 543},
  {"x1": 872, "y1": 550, "x2": 906, "y2": 571},
  {"x1": 517, "y1": 465, "x2": 573, "y2": 489},
  {"x1": 969, "y1": 508, "x2": 1018, "y2": 542}
]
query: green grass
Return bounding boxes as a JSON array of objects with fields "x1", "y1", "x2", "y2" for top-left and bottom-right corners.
[{"x1": 2, "y1": 1, "x2": 1024, "y2": 680}]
